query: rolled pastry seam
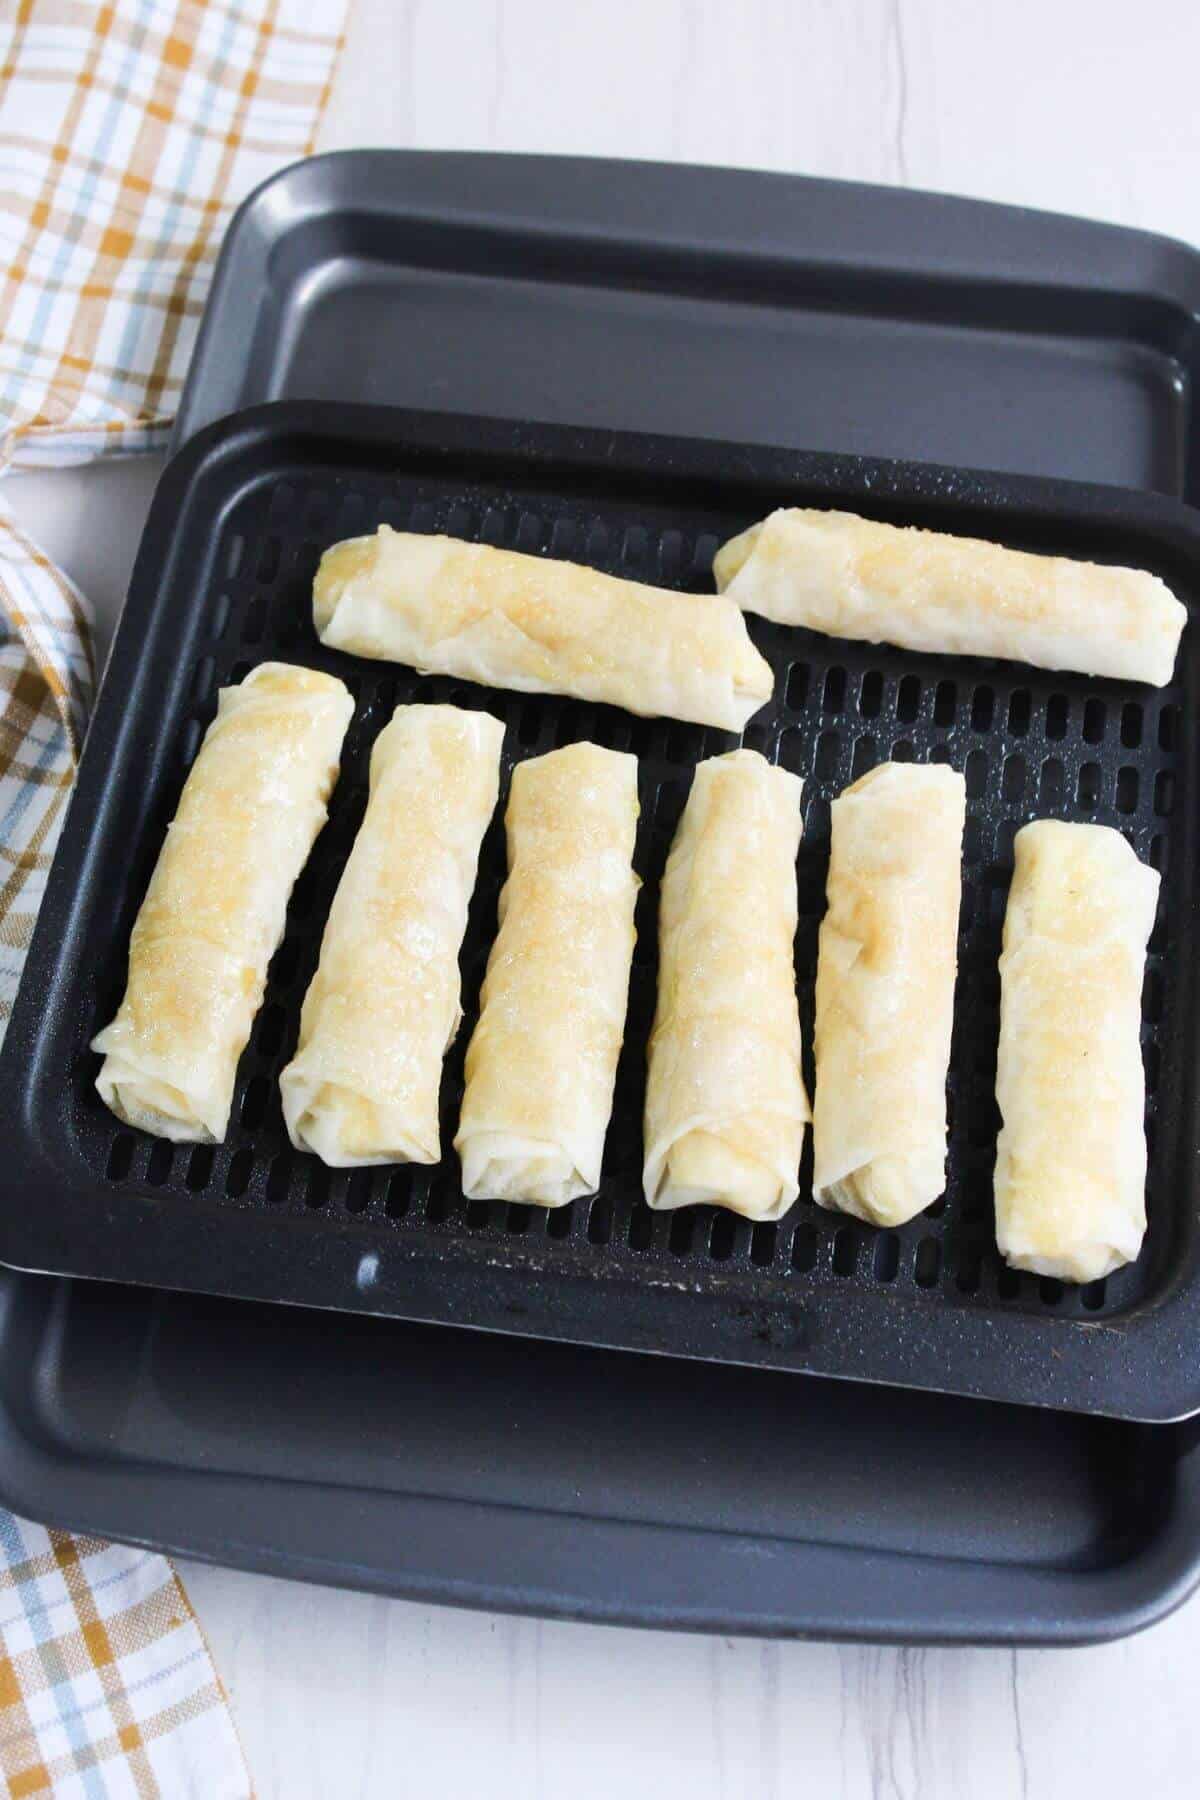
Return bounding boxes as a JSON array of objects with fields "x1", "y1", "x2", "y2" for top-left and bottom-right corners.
[
  {"x1": 644, "y1": 749, "x2": 809, "y2": 1221},
  {"x1": 92, "y1": 662, "x2": 354, "y2": 1143},
  {"x1": 995, "y1": 820, "x2": 1158, "y2": 1283},
  {"x1": 812, "y1": 762, "x2": 965, "y2": 1227},
  {"x1": 279, "y1": 704, "x2": 504, "y2": 1166},
  {"x1": 454, "y1": 742, "x2": 639, "y2": 1205},
  {"x1": 314, "y1": 525, "x2": 773, "y2": 731},
  {"x1": 714, "y1": 508, "x2": 1186, "y2": 686}
]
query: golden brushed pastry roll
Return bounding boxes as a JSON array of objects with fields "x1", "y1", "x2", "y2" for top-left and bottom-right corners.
[
  {"x1": 280, "y1": 703, "x2": 504, "y2": 1166},
  {"x1": 812, "y1": 762, "x2": 966, "y2": 1228},
  {"x1": 643, "y1": 749, "x2": 809, "y2": 1221},
  {"x1": 92, "y1": 662, "x2": 354, "y2": 1143},
  {"x1": 715, "y1": 507, "x2": 1186, "y2": 686},
  {"x1": 994, "y1": 820, "x2": 1159, "y2": 1283},
  {"x1": 314, "y1": 525, "x2": 773, "y2": 730},
  {"x1": 454, "y1": 742, "x2": 639, "y2": 1205}
]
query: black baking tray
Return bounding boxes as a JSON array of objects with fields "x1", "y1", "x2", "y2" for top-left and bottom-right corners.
[
  {"x1": 179, "y1": 152, "x2": 1200, "y2": 501},
  {"x1": 2, "y1": 1270, "x2": 1197, "y2": 1646},
  {"x1": 6, "y1": 152, "x2": 1200, "y2": 1639},
  {"x1": 4, "y1": 396, "x2": 1199, "y2": 1422}
]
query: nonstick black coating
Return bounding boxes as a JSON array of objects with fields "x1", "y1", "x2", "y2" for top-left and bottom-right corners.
[{"x1": 2, "y1": 400, "x2": 1198, "y2": 1420}]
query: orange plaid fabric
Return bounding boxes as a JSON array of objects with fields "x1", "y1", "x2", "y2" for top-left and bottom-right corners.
[
  {"x1": 0, "y1": 2, "x2": 347, "y2": 1792},
  {"x1": 0, "y1": 504, "x2": 91, "y2": 1042},
  {"x1": 2, "y1": 0, "x2": 345, "y2": 470},
  {"x1": 0, "y1": 1521, "x2": 248, "y2": 1798}
]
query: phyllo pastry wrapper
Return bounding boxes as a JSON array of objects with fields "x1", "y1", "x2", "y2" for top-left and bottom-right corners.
[
  {"x1": 812, "y1": 762, "x2": 965, "y2": 1228},
  {"x1": 315, "y1": 526, "x2": 773, "y2": 730},
  {"x1": 455, "y1": 741, "x2": 639, "y2": 1206},
  {"x1": 715, "y1": 507, "x2": 1185, "y2": 687},
  {"x1": 995, "y1": 820, "x2": 1159, "y2": 1283},
  {"x1": 93, "y1": 662, "x2": 354, "y2": 1143},
  {"x1": 280, "y1": 704, "x2": 504, "y2": 1166},
  {"x1": 644, "y1": 749, "x2": 809, "y2": 1222}
]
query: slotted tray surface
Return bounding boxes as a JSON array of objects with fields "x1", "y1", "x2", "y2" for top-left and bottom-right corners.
[{"x1": 3, "y1": 401, "x2": 1199, "y2": 1420}]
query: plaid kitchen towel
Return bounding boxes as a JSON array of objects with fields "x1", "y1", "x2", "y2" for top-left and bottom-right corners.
[
  {"x1": 0, "y1": 1520, "x2": 248, "y2": 1799},
  {"x1": 2, "y1": 0, "x2": 345, "y2": 469},
  {"x1": 0, "y1": 503, "x2": 92, "y2": 1042},
  {"x1": 0, "y1": 1, "x2": 348, "y2": 1792}
]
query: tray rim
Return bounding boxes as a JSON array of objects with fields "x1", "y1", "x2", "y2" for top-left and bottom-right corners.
[
  {"x1": 4, "y1": 394, "x2": 1200, "y2": 1422},
  {"x1": 176, "y1": 149, "x2": 1200, "y2": 491}
]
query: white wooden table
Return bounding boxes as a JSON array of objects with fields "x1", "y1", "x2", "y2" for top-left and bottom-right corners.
[{"x1": 10, "y1": 1, "x2": 1200, "y2": 1793}]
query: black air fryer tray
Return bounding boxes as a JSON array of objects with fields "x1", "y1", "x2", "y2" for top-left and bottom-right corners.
[{"x1": 3, "y1": 397, "x2": 1198, "y2": 1423}]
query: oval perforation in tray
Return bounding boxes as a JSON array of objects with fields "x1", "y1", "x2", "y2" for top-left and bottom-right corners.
[{"x1": 75, "y1": 460, "x2": 1186, "y2": 1334}]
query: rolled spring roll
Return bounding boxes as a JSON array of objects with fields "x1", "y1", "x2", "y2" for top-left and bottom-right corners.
[
  {"x1": 714, "y1": 508, "x2": 1186, "y2": 686},
  {"x1": 280, "y1": 704, "x2": 503, "y2": 1166},
  {"x1": 92, "y1": 663, "x2": 354, "y2": 1143},
  {"x1": 454, "y1": 742, "x2": 639, "y2": 1205},
  {"x1": 314, "y1": 525, "x2": 773, "y2": 731},
  {"x1": 644, "y1": 749, "x2": 809, "y2": 1221},
  {"x1": 995, "y1": 820, "x2": 1159, "y2": 1283},
  {"x1": 812, "y1": 762, "x2": 966, "y2": 1227}
]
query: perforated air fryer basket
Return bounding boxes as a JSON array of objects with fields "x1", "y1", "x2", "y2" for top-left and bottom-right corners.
[{"x1": 2, "y1": 401, "x2": 1197, "y2": 1421}]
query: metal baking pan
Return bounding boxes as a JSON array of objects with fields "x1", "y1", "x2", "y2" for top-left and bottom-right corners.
[
  {"x1": 3, "y1": 397, "x2": 1197, "y2": 1421},
  {"x1": 4, "y1": 151, "x2": 1200, "y2": 1637},
  {"x1": 2, "y1": 1270, "x2": 1197, "y2": 1646},
  {"x1": 179, "y1": 150, "x2": 1200, "y2": 499}
]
